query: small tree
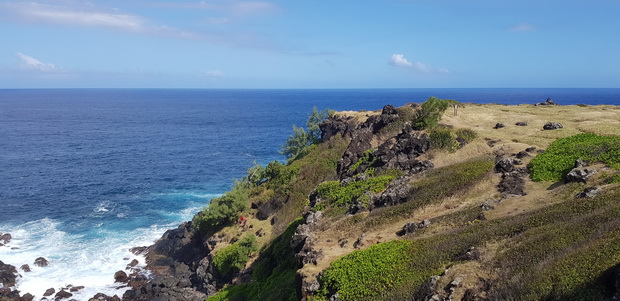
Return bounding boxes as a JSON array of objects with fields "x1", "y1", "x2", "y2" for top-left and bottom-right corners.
[
  {"x1": 280, "y1": 107, "x2": 332, "y2": 160},
  {"x1": 412, "y1": 97, "x2": 457, "y2": 130}
]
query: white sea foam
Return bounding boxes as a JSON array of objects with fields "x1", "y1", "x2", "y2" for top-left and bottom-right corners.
[{"x1": 0, "y1": 218, "x2": 177, "y2": 301}]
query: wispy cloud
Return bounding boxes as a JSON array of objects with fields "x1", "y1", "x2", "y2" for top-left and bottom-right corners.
[
  {"x1": 155, "y1": 1, "x2": 278, "y2": 15},
  {"x1": 508, "y1": 22, "x2": 536, "y2": 32},
  {"x1": 202, "y1": 69, "x2": 224, "y2": 79},
  {"x1": 389, "y1": 54, "x2": 449, "y2": 74},
  {"x1": 0, "y1": 2, "x2": 147, "y2": 32},
  {"x1": 16, "y1": 52, "x2": 57, "y2": 72},
  {"x1": 0, "y1": 1, "x2": 278, "y2": 48}
]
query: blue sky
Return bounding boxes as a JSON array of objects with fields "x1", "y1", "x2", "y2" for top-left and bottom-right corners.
[{"x1": 0, "y1": 0, "x2": 618, "y2": 88}]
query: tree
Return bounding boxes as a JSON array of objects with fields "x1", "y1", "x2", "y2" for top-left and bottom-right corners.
[
  {"x1": 280, "y1": 107, "x2": 332, "y2": 160},
  {"x1": 412, "y1": 97, "x2": 457, "y2": 130}
]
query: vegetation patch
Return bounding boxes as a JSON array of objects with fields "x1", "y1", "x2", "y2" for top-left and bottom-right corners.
[
  {"x1": 411, "y1": 97, "x2": 458, "y2": 130},
  {"x1": 313, "y1": 171, "x2": 401, "y2": 211},
  {"x1": 212, "y1": 234, "x2": 258, "y2": 279},
  {"x1": 207, "y1": 219, "x2": 303, "y2": 301},
  {"x1": 193, "y1": 180, "x2": 250, "y2": 234},
  {"x1": 315, "y1": 240, "x2": 444, "y2": 301},
  {"x1": 529, "y1": 133, "x2": 620, "y2": 181}
]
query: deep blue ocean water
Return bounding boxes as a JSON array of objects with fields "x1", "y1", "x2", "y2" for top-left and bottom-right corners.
[{"x1": 0, "y1": 88, "x2": 618, "y2": 299}]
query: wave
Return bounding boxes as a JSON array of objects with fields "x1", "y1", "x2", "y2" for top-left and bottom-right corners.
[{"x1": 0, "y1": 216, "x2": 181, "y2": 300}]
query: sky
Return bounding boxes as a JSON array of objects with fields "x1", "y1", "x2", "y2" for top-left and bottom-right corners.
[{"x1": 0, "y1": 0, "x2": 619, "y2": 89}]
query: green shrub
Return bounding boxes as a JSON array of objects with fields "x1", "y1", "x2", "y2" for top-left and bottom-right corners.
[
  {"x1": 213, "y1": 234, "x2": 258, "y2": 278},
  {"x1": 529, "y1": 134, "x2": 620, "y2": 181},
  {"x1": 429, "y1": 127, "x2": 458, "y2": 151},
  {"x1": 313, "y1": 172, "x2": 401, "y2": 211},
  {"x1": 455, "y1": 128, "x2": 477, "y2": 142},
  {"x1": 193, "y1": 180, "x2": 250, "y2": 234},
  {"x1": 207, "y1": 219, "x2": 304, "y2": 301},
  {"x1": 316, "y1": 240, "x2": 444, "y2": 301},
  {"x1": 412, "y1": 97, "x2": 457, "y2": 130}
]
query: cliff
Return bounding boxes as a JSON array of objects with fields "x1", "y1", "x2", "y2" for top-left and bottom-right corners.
[{"x1": 113, "y1": 100, "x2": 620, "y2": 301}]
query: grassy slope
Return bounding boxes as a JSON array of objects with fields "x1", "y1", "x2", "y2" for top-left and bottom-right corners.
[{"x1": 205, "y1": 103, "x2": 620, "y2": 301}]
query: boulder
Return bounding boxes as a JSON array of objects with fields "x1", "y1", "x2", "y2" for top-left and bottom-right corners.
[
  {"x1": 565, "y1": 168, "x2": 596, "y2": 183},
  {"x1": 495, "y1": 158, "x2": 522, "y2": 173},
  {"x1": 535, "y1": 98, "x2": 556, "y2": 106},
  {"x1": 34, "y1": 257, "x2": 49, "y2": 267},
  {"x1": 43, "y1": 288, "x2": 55, "y2": 297},
  {"x1": 21, "y1": 293, "x2": 35, "y2": 301},
  {"x1": 319, "y1": 115, "x2": 356, "y2": 142},
  {"x1": 515, "y1": 122, "x2": 528, "y2": 126},
  {"x1": 498, "y1": 171, "x2": 527, "y2": 196},
  {"x1": 576, "y1": 187, "x2": 602, "y2": 198},
  {"x1": 525, "y1": 147, "x2": 537, "y2": 153},
  {"x1": 128, "y1": 259, "x2": 139, "y2": 267},
  {"x1": 396, "y1": 219, "x2": 431, "y2": 236},
  {"x1": 69, "y1": 285, "x2": 85, "y2": 292},
  {"x1": 515, "y1": 151, "x2": 530, "y2": 159},
  {"x1": 493, "y1": 123, "x2": 505, "y2": 129},
  {"x1": 0, "y1": 233, "x2": 11, "y2": 244},
  {"x1": 0, "y1": 260, "x2": 18, "y2": 288},
  {"x1": 20, "y1": 264, "x2": 31, "y2": 272},
  {"x1": 55, "y1": 290, "x2": 73, "y2": 300},
  {"x1": 543, "y1": 122, "x2": 563, "y2": 130},
  {"x1": 129, "y1": 246, "x2": 148, "y2": 255},
  {"x1": 114, "y1": 270, "x2": 128, "y2": 283}
]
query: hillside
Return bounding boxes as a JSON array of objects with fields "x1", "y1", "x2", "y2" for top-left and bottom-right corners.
[{"x1": 121, "y1": 100, "x2": 620, "y2": 301}]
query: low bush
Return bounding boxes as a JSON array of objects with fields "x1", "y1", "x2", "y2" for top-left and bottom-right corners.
[
  {"x1": 207, "y1": 219, "x2": 303, "y2": 301},
  {"x1": 411, "y1": 97, "x2": 458, "y2": 130},
  {"x1": 313, "y1": 172, "x2": 401, "y2": 211},
  {"x1": 529, "y1": 133, "x2": 620, "y2": 181},
  {"x1": 193, "y1": 180, "x2": 250, "y2": 234},
  {"x1": 429, "y1": 127, "x2": 458, "y2": 151},
  {"x1": 213, "y1": 234, "x2": 258, "y2": 279},
  {"x1": 455, "y1": 128, "x2": 477, "y2": 142}
]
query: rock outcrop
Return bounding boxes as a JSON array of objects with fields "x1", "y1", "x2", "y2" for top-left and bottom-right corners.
[{"x1": 543, "y1": 122, "x2": 563, "y2": 130}]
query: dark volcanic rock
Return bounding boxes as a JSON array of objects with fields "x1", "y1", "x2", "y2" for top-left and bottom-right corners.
[
  {"x1": 114, "y1": 270, "x2": 128, "y2": 283},
  {"x1": 360, "y1": 104, "x2": 399, "y2": 134},
  {"x1": 20, "y1": 264, "x2": 31, "y2": 272},
  {"x1": 319, "y1": 115, "x2": 356, "y2": 142},
  {"x1": 515, "y1": 151, "x2": 530, "y2": 159},
  {"x1": 543, "y1": 122, "x2": 563, "y2": 130},
  {"x1": 55, "y1": 290, "x2": 73, "y2": 300},
  {"x1": 0, "y1": 260, "x2": 18, "y2": 288},
  {"x1": 0, "y1": 233, "x2": 11, "y2": 244},
  {"x1": 129, "y1": 246, "x2": 148, "y2": 255},
  {"x1": 498, "y1": 171, "x2": 527, "y2": 196},
  {"x1": 535, "y1": 98, "x2": 556, "y2": 106},
  {"x1": 565, "y1": 167, "x2": 596, "y2": 183},
  {"x1": 493, "y1": 123, "x2": 505, "y2": 129},
  {"x1": 396, "y1": 219, "x2": 431, "y2": 236},
  {"x1": 495, "y1": 158, "x2": 522, "y2": 173},
  {"x1": 515, "y1": 122, "x2": 528, "y2": 126},
  {"x1": 34, "y1": 257, "x2": 49, "y2": 267},
  {"x1": 577, "y1": 187, "x2": 602, "y2": 198},
  {"x1": 370, "y1": 176, "x2": 413, "y2": 208},
  {"x1": 43, "y1": 288, "x2": 55, "y2": 296}
]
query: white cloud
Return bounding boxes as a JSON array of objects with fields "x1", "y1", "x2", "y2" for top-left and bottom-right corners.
[
  {"x1": 389, "y1": 54, "x2": 413, "y2": 68},
  {"x1": 389, "y1": 54, "x2": 449, "y2": 74},
  {"x1": 508, "y1": 23, "x2": 536, "y2": 32},
  {"x1": 16, "y1": 53, "x2": 56, "y2": 72}
]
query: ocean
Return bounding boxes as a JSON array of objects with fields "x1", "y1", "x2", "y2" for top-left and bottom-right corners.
[{"x1": 1, "y1": 88, "x2": 619, "y2": 299}]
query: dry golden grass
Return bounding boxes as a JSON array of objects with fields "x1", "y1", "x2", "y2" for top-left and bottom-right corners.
[{"x1": 442, "y1": 104, "x2": 620, "y2": 149}]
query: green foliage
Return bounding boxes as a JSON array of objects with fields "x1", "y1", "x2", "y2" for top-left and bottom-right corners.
[
  {"x1": 455, "y1": 128, "x2": 477, "y2": 142},
  {"x1": 529, "y1": 134, "x2": 620, "y2": 181},
  {"x1": 280, "y1": 107, "x2": 332, "y2": 160},
  {"x1": 313, "y1": 172, "x2": 401, "y2": 211},
  {"x1": 263, "y1": 160, "x2": 300, "y2": 194},
  {"x1": 361, "y1": 157, "x2": 494, "y2": 230},
  {"x1": 429, "y1": 127, "x2": 458, "y2": 151},
  {"x1": 316, "y1": 240, "x2": 444, "y2": 301},
  {"x1": 412, "y1": 97, "x2": 457, "y2": 130},
  {"x1": 207, "y1": 219, "x2": 304, "y2": 301},
  {"x1": 213, "y1": 234, "x2": 258, "y2": 278},
  {"x1": 245, "y1": 162, "x2": 266, "y2": 186},
  {"x1": 193, "y1": 180, "x2": 250, "y2": 234}
]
